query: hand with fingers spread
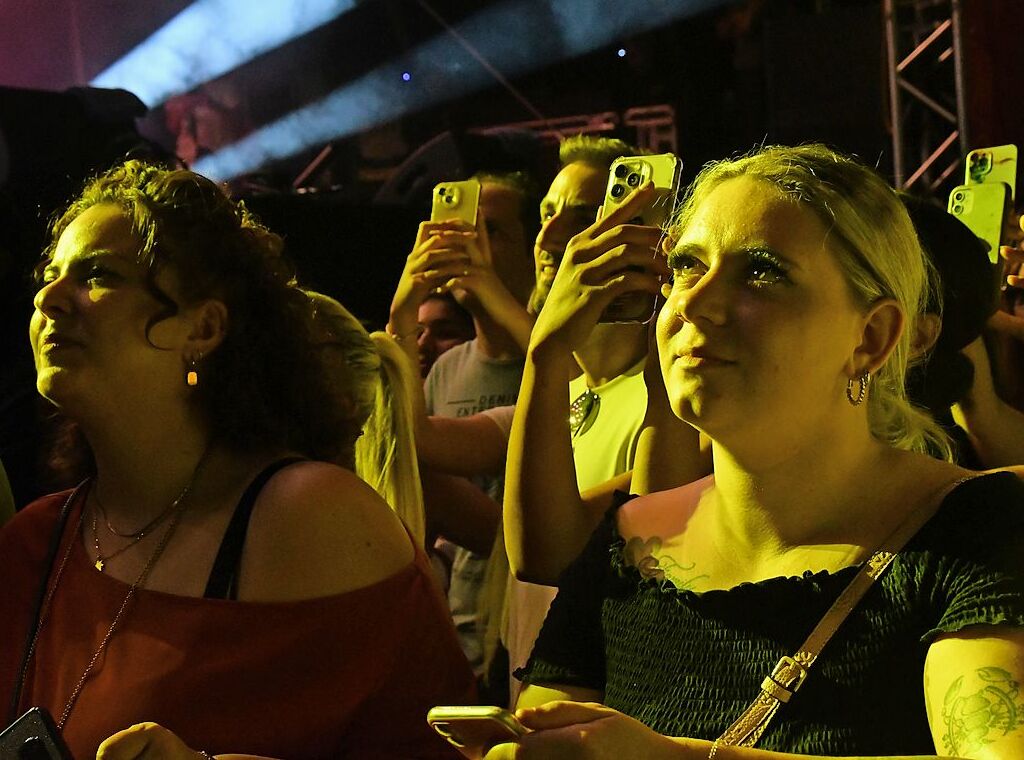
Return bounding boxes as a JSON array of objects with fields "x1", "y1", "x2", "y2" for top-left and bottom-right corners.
[
  {"x1": 388, "y1": 220, "x2": 477, "y2": 339},
  {"x1": 528, "y1": 182, "x2": 670, "y2": 362},
  {"x1": 483, "y1": 702, "x2": 690, "y2": 760}
]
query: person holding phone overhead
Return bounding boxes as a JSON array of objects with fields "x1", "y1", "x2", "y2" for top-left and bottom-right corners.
[
  {"x1": 0, "y1": 161, "x2": 473, "y2": 760},
  {"x1": 484, "y1": 144, "x2": 1024, "y2": 759}
]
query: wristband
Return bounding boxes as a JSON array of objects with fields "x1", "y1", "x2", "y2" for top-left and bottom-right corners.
[{"x1": 385, "y1": 323, "x2": 424, "y2": 343}]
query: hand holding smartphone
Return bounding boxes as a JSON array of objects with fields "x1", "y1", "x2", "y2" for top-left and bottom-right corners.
[
  {"x1": 427, "y1": 705, "x2": 528, "y2": 759},
  {"x1": 597, "y1": 153, "x2": 681, "y2": 323}
]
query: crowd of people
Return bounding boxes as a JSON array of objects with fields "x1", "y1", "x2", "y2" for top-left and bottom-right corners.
[{"x1": 1, "y1": 130, "x2": 1023, "y2": 760}]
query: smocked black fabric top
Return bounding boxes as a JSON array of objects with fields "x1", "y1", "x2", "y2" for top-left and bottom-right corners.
[{"x1": 519, "y1": 472, "x2": 1024, "y2": 756}]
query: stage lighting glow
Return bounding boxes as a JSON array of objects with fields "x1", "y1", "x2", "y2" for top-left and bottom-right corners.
[
  {"x1": 91, "y1": 0, "x2": 357, "y2": 107},
  {"x1": 617, "y1": 48, "x2": 627, "y2": 57},
  {"x1": 402, "y1": 72, "x2": 412, "y2": 81},
  {"x1": 194, "y1": 0, "x2": 729, "y2": 180}
]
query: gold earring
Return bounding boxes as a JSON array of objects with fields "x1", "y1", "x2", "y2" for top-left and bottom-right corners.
[
  {"x1": 846, "y1": 371, "x2": 870, "y2": 406},
  {"x1": 186, "y1": 353, "x2": 202, "y2": 387}
]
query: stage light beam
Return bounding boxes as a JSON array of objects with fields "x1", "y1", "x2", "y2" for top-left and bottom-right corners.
[
  {"x1": 91, "y1": 0, "x2": 357, "y2": 107},
  {"x1": 193, "y1": 0, "x2": 730, "y2": 180}
]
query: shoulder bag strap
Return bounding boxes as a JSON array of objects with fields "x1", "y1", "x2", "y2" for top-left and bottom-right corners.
[{"x1": 710, "y1": 475, "x2": 974, "y2": 754}]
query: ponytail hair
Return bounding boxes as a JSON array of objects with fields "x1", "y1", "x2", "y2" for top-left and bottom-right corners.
[
  {"x1": 357, "y1": 333, "x2": 426, "y2": 547},
  {"x1": 307, "y1": 292, "x2": 426, "y2": 545}
]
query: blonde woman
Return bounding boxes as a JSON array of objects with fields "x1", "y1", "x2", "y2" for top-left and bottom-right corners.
[{"x1": 487, "y1": 145, "x2": 1024, "y2": 759}]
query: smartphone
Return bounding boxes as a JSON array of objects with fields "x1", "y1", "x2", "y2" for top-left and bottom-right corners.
[
  {"x1": 430, "y1": 180, "x2": 481, "y2": 227},
  {"x1": 0, "y1": 708, "x2": 74, "y2": 760},
  {"x1": 597, "y1": 153, "x2": 682, "y2": 323},
  {"x1": 427, "y1": 705, "x2": 528, "y2": 759},
  {"x1": 948, "y1": 182, "x2": 1009, "y2": 264},
  {"x1": 965, "y1": 144, "x2": 1017, "y2": 201}
]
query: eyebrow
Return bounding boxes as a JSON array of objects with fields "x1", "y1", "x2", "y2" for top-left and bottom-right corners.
[
  {"x1": 667, "y1": 242, "x2": 799, "y2": 270},
  {"x1": 42, "y1": 249, "x2": 131, "y2": 276}
]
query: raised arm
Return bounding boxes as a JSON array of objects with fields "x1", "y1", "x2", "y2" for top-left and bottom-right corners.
[
  {"x1": 387, "y1": 219, "x2": 477, "y2": 368},
  {"x1": 504, "y1": 184, "x2": 667, "y2": 585}
]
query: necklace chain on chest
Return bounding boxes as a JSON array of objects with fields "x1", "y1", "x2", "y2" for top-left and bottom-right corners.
[
  {"x1": 93, "y1": 478, "x2": 193, "y2": 539},
  {"x1": 19, "y1": 449, "x2": 209, "y2": 731}
]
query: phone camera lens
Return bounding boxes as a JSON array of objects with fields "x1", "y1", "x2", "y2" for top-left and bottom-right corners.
[
  {"x1": 627, "y1": 173, "x2": 641, "y2": 187},
  {"x1": 614, "y1": 164, "x2": 629, "y2": 178},
  {"x1": 953, "y1": 191, "x2": 965, "y2": 202},
  {"x1": 952, "y1": 204, "x2": 964, "y2": 214},
  {"x1": 610, "y1": 184, "x2": 626, "y2": 199}
]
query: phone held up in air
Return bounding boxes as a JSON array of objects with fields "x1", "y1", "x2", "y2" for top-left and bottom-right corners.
[
  {"x1": 430, "y1": 179, "x2": 482, "y2": 227},
  {"x1": 0, "y1": 708, "x2": 74, "y2": 760},
  {"x1": 948, "y1": 182, "x2": 1009, "y2": 265},
  {"x1": 965, "y1": 144, "x2": 1017, "y2": 202},
  {"x1": 597, "y1": 153, "x2": 682, "y2": 323},
  {"x1": 427, "y1": 705, "x2": 528, "y2": 759}
]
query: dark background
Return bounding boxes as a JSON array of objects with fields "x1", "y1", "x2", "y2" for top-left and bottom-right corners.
[{"x1": 1, "y1": 0, "x2": 1022, "y2": 504}]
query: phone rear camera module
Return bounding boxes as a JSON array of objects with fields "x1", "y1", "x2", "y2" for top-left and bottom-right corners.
[
  {"x1": 627, "y1": 173, "x2": 641, "y2": 187},
  {"x1": 614, "y1": 163, "x2": 630, "y2": 179},
  {"x1": 610, "y1": 183, "x2": 626, "y2": 199}
]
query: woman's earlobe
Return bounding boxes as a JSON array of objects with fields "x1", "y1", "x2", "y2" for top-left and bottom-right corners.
[{"x1": 911, "y1": 313, "x2": 942, "y2": 358}]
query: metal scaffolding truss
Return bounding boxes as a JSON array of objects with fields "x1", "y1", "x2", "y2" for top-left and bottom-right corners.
[{"x1": 884, "y1": 0, "x2": 967, "y2": 192}]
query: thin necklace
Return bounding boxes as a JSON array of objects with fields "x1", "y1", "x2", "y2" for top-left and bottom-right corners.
[
  {"x1": 18, "y1": 447, "x2": 210, "y2": 729},
  {"x1": 94, "y1": 478, "x2": 194, "y2": 539},
  {"x1": 21, "y1": 492, "x2": 188, "y2": 730},
  {"x1": 90, "y1": 510, "x2": 144, "y2": 572}
]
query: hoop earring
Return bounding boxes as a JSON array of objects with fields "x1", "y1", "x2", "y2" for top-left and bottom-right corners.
[
  {"x1": 186, "y1": 353, "x2": 202, "y2": 387},
  {"x1": 846, "y1": 371, "x2": 870, "y2": 406}
]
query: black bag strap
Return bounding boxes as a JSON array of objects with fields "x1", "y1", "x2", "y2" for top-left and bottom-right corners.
[
  {"x1": 203, "y1": 458, "x2": 304, "y2": 600},
  {"x1": 8, "y1": 483, "x2": 85, "y2": 725}
]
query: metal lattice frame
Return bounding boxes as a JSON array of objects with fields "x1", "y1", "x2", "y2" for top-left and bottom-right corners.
[
  {"x1": 472, "y1": 104, "x2": 677, "y2": 155},
  {"x1": 884, "y1": 0, "x2": 968, "y2": 192}
]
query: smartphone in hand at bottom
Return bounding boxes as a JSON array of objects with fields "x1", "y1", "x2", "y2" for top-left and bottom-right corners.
[
  {"x1": 427, "y1": 705, "x2": 528, "y2": 759},
  {"x1": 0, "y1": 708, "x2": 74, "y2": 760}
]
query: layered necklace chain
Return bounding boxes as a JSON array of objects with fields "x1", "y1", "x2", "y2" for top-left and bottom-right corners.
[
  {"x1": 19, "y1": 449, "x2": 209, "y2": 730},
  {"x1": 89, "y1": 478, "x2": 194, "y2": 572}
]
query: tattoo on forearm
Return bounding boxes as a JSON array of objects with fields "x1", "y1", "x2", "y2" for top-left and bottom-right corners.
[
  {"x1": 941, "y1": 667, "x2": 1024, "y2": 755},
  {"x1": 622, "y1": 536, "x2": 708, "y2": 590}
]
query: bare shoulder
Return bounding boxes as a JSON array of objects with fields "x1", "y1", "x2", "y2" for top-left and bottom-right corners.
[
  {"x1": 887, "y1": 448, "x2": 975, "y2": 494},
  {"x1": 618, "y1": 475, "x2": 713, "y2": 541},
  {"x1": 239, "y1": 460, "x2": 416, "y2": 602}
]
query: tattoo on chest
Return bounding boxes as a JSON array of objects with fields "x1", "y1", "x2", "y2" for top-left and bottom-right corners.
[
  {"x1": 623, "y1": 536, "x2": 709, "y2": 591},
  {"x1": 942, "y1": 667, "x2": 1024, "y2": 755}
]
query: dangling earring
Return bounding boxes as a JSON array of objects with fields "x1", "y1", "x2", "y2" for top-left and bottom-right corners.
[
  {"x1": 186, "y1": 353, "x2": 202, "y2": 387},
  {"x1": 846, "y1": 371, "x2": 870, "y2": 406}
]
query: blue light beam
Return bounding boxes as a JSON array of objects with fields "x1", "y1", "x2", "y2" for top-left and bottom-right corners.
[
  {"x1": 91, "y1": 0, "x2": 357, "y2": 107},
  {"x1": 194, "y1": 0, "x2": 729, "y2": 181}
]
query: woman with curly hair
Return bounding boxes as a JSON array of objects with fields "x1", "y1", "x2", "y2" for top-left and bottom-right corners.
[{"x1": 0, "y1": 161, "x2": 473, "y2": 759}]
